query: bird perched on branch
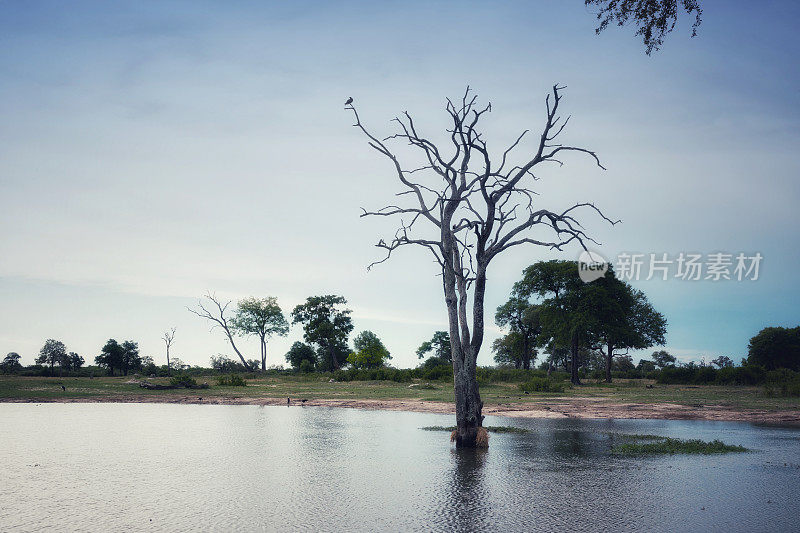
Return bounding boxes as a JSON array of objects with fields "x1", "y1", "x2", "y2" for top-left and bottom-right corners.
[{"x1": 345, "y1": 97, "x2": 353, "y2": 106}]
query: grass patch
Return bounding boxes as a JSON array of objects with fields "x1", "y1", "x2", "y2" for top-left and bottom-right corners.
[
  {"x1": 519, "y1": 377, "x2": 565, "y2": 393},
  {"x1": 216, "y1": 374, "x2": 247, "y2": 387},
  {"x1": 611, "y1": 436, "x2": 748, "y2": 455},
  {"x1": 420, "y1": 425, "x2": 529, "y2": 434}
]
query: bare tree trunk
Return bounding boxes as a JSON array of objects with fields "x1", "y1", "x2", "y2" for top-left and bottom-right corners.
[
  {"x1": 452, "y1": 345, "x2": 483, "y2": 447},
  {"x1": 605, "y1": 344, "x2": 614, "y2": 383},
  {"x1": 189, "y1": 296, "x2": 252, "y2": 372}
]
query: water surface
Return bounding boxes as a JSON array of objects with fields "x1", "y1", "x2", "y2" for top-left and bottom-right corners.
[{"x1": 1, "y1": 404, "x2": 798, "y2": 532}]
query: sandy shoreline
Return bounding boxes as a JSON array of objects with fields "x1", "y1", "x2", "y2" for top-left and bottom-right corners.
[{"x1": 4, "y1": 395, "x2": 799, "y2": 425}]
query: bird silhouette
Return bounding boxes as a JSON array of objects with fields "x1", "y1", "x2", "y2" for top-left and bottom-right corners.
[{"x1": 345, "y1": 97, "x2": 353, "y2": 106}]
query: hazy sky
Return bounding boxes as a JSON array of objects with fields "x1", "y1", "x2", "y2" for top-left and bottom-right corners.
[{"x1": 1, "y1": 0, "x2": 798, "y2": 369}]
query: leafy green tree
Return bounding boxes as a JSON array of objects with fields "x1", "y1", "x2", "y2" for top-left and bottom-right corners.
[
  {"x1": 613, "y1": 354, "x2": 635, "y2": 372},
  {"x1": 347, "y1": 331, "x2": 392, "y2": 369},
  {"x1": 140, "y1": 355, "x2": 157, "y2": 375},
  {"x1": 66, "y1": 352, "x2": 84, "y2": 371},
  {"x1": 747, "y1": 326, "x2": 800, "y2": 371},
  {"x1": 514, "y1": 260, "x2": 598, "y2": 385},
  {"x1": 120, "y1": 341, "x2": 141, "y2": 376},
  {"x1": 232, "y1": 297, "x2": 290, "y2": 372},
  {"x1": 416, "y1": 331, "x2": 452, "y2": 367},
  {"x1": 711, "y1": 355, "x2": 734, "y2": 369},
  {"x1": 582, "y1": 274, "x2": 666, "y2": 382},
  {"x1": 1, "y1": 352, "x2": 22, "y2": 374},
  {"x1": 636, "y1": 358, "x2": 657, "y2": 373},
  {"x1": 96, "y1": 339, "x2": 124, "y2": 376},
  {"x1": 36, "y1": 339, "x2": 68, "y2": 373},
  {"x1": 495, "y1": 297, "x2": 542, "y2": 370},
  {"x1": 651, "y1": 349, "x2": 677, "y2": 369},
  {"x1": 491, "y1": 332, "x2": 524, "y2": 369},
  {"x1": 291, "y1": 295, "x2": 353, "y2": 371},
  {"x1": 285, "y1": 342, "x2": 316, "y2": 371}
]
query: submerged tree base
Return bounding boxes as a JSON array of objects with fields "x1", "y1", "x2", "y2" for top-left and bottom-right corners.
[
  {"x1": 610, "y1": 434, "x2": 748, "y2": 455},
  {"x1": 449, "y1": 427, "x2": 489, "y2": 447},
  {"x1": 421, "y1": 425, "x2": 529, "y2": 434}
]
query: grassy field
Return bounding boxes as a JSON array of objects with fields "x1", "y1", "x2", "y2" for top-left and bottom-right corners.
[{"x1": 1, "y1": 374, "x2": 798, "y2": 413}]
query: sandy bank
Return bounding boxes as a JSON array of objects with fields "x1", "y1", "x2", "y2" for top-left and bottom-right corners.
[{"x1": 4, "y1": 395, "x2": 799, "y2": 425}]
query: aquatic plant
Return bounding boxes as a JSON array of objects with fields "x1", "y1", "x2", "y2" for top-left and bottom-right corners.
[
  {"x1": 611, "y1": 436, "x2": 748, "y2": 455},
  {"x1": 421, "y1": 425, "x2": 529, "y2": 434}
]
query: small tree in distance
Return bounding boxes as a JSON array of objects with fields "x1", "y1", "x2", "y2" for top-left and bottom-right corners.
[
  {"x1": 416, "y1": 331, "x2": 452, "y2": 368},
  {"x1": 36, "y1": 339, "x2": 68, "y2": 374},
  {"x1": 285, "y1": 342, "x2": 317, "y2": 372},
  {"x1": 232, "y1": 297, "x2": 290, "y2": 372},
  {"x1": 291, "y1": 295, "x2": 353, "y2": 371},
  {"x1": 652, "y1": 350, "x2": 677, "y2": 369},
  {"x1": 1, "y1": 352, "x2": 22, "y2": 374},
  {"x1": 347, "y1": 331, "x2": 391, "y2": 369},
  {"x1": 189, "y1": 293, "x2": 253, "y2": 372}
]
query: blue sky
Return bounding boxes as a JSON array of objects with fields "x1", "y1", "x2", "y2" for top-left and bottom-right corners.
[{"x1": 1, "y1": 1, "x2": 798, "y2": 368}]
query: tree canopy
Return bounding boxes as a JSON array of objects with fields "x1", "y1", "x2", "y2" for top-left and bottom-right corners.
[
  {"x1": 495, "y1": 297, "x2": 542, "y2": 370},
  {"x1": 347, "y1": 330, "x2": 392, "y2": 369},
  {"x1": 513, "y1": 260, "x2": 665, "y2": 382},
  {"x1": 291, "y1": 295, "x2": 353, "y2": 371},
  {"x1": 284, "y1": 341, "x2": 317, "y2": 372},
  {"x1": 416, "y1": 331, "x2": 452, "y2": 367},
  {"x1": 233, "y1": 296, "x2": 290, "y2": 371},
  {"x1": 586, "y1": 0, "x2": 703, "y2": 55},
  {"x1": 1, "y1": 352, "x2": 22, "y2": 374},
  {"x1": 747, "y1": 326, "x2": 800, "y2": 371},
  {"x1": 36, "y1": 339, "x2": 68, "y2": 371}
]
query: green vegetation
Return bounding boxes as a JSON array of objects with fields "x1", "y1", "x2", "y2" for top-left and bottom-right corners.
[
  {"x1": 216, "y1": 374, "x2": 247, "y2": 387},
  {"x1": 748, "y1": 326, "x2": 800, "y2": 371},
  {"x1": 346, "y1": 331, "x2": 392, "y2": 369},
  {"x1": 291, "y1": 295, "x2": 353, "y2": 372},
  {"x1": 416, "y1": 331, "x2": 451, "y2": 368},
  {"x1": 421, "y1": 425, "x2": 529, "y2": 434},
  {"x1": 231, "y1": 296, "x2": 290, "y2": 372},
  {"x1": 2, "y1": 374, "x2": 797, "y2": 414},
  {"x1": 169, "y1": 374, "x2": 199, "y2": 388},
  {"x1": 519, "y1": 377, "x2": 565, "y2": 393},
  {"x1": 763, "y1": 370, "x2": 800, "y2": 398},
  {"x1": 610, "y1": 435, "x2": 748, "y2": 456}
]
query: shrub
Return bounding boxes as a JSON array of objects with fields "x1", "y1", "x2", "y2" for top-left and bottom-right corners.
[
  {"x1": 519, "y1": 377, "x2": 565, "y2": 393},
  {"x1": 763, "y1": 369, "x2": 800, "y2": 397},
  {"x1": 417, "y1": 364, "x2": 452, "y2": 381},
  {"x1": 169, "y1": 374, "x2": 198, "y2": 388},
  {"x1": 216, "y1": 374, "x2": 247, "y2": 386}
]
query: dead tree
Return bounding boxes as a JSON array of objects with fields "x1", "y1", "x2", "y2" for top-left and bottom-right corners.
[
  {"x1": 188, "y1": 293, "x2": 253, "y2": 372},
  {"x1": 348, "y1": 85, "x2": 616, "y2": 447},
  {"x1": 162, "y1": 327, "x2": 176, "y2": 376}
]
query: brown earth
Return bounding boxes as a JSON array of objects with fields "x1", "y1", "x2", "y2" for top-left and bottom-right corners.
[{"x1": 6, "y1": 395, "x2": 800, "y2": 425}]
